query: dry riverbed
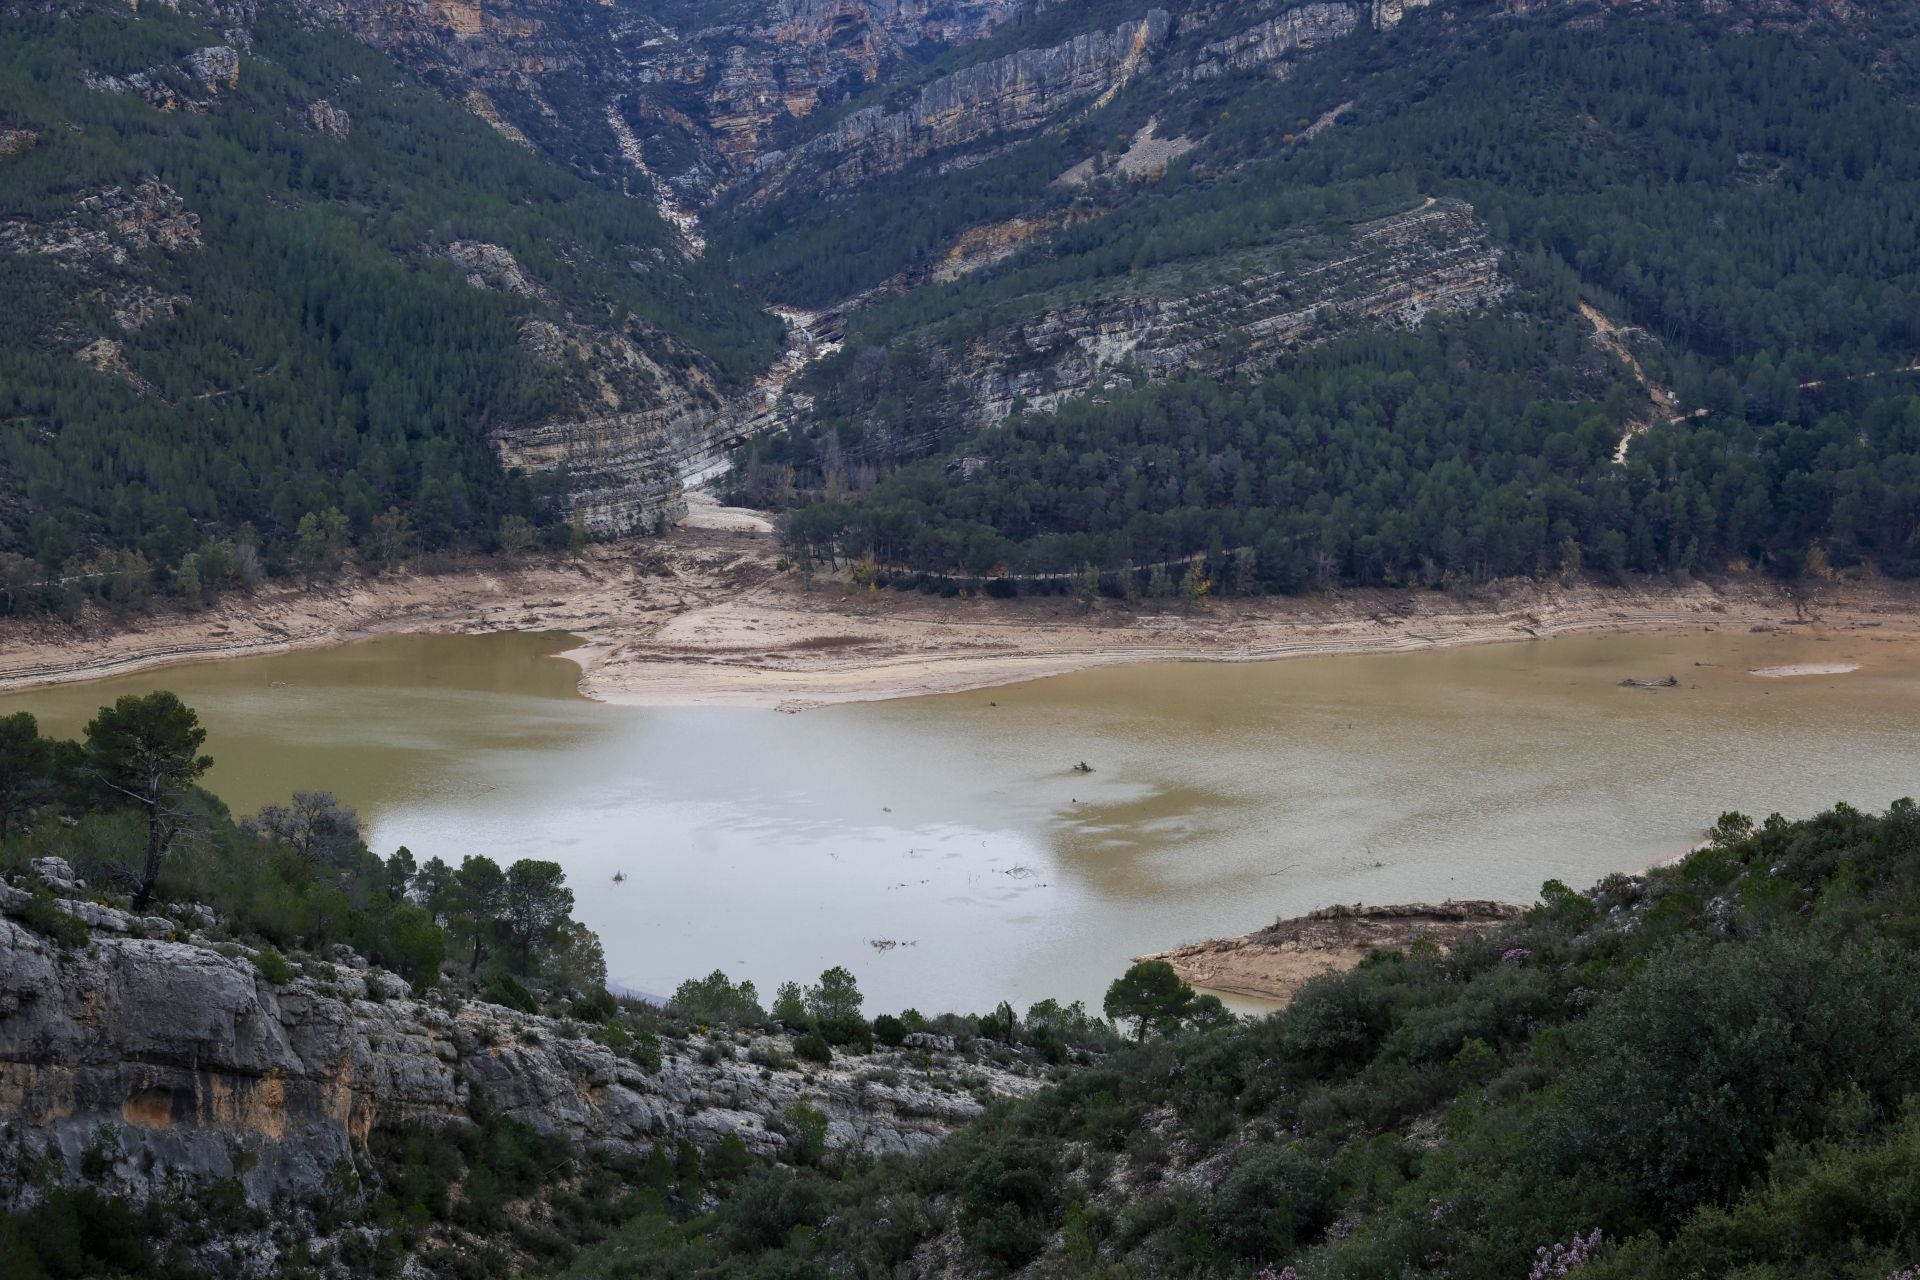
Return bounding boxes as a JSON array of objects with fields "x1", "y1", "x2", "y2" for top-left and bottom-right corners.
[{"x1": 4, "y1": 496, "x2": 1920, "y2": 707}]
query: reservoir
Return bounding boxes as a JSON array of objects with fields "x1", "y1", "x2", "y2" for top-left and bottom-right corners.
[{"x1": 7, "y1": 625, "x2": 1917, "y2": 1013}]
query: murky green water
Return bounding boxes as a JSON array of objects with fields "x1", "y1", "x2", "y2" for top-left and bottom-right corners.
[{"x1": 9, "y1": 625, "x2": 1918, "y2": 1013}]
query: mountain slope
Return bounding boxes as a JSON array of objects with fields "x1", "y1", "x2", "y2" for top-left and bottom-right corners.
[
  {"x1": 0, "y1": 0, "x2": 782, "y2": 591},
  {"x1": 544, "y1": 801, "x2": 1920, "y2": 1280},
  {"x1": 724, "y1": 0, "x2": 1920, "y2": 589}
]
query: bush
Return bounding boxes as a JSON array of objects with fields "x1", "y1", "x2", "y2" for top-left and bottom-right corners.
[
  {"x1": 483, "y1": 974, "x2": 539, "y2": 1014},
  {"x1": 18, "y1": 891, "x2": 88, "y2": 949},
  {"x1": 781, "y1": 1102, "x2": 830, "y2": 1166},
  {"x1": 252, "y1": 947, "x2": 294, "y2": 985},
  {"x1": 0, "y1": 1188, "x2": 158, "y2": 1278},
  {"x1": 569, "y1": 988, "x2": 619, "y2": 1023},
  {"x1": 793, "y1": 1032, "x2": 832, "y2": 1066},
  {"x1": 723, "y1": 1168, "x2": 829, "y2": 1251},
  {"x1": 819, "y1": 1016, "x2": 872, "y2": 1051},
  {"x1": 1206, "y1": 1143, "x2": 1335, "y2": 1262},
  {"x1": 958, "y1": 1135, "x2": 1062, "y2": 1269},
  {"x1": 1277, "y1": 971, "x2": 1394, "y2": 1074},
  {"x1": 630, "y1": 1031, "x2": 663, "y2": 1074},
  {"x1": 354, "y1": 901, "x2": 445, "y2": 992},
  {"x1": 872, "y1": 1013, "x2": 907, "y2": 1047},
  {"x1": 1552, "y1": 932, "x2": 1920, "y2": 1221},
  {"x1": 670, "y1": 970, "x2": 766, "y2": 1026}
]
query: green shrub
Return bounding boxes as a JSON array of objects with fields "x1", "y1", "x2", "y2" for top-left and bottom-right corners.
[
  {"x1": 1551, "y1": 931, "x2": 1920, "y2": 1222},
  {"x1": 793, "y1": 1032, "x2": 832, "y2": 1066},
  {"x1": 482, "y1": 974, "x2": 539, "y2": 1014},
  {"x1": 872, "y1": 1013, "x2": 907, "y2": 1047},
  {"x1": 670, "y1": 970, "x2": 766, "y2": 1025},
  {"x1": 781, "y1": 1103, "x2": 830, "y2": 1166},
  {"x1": 1205, "y1": 1142, "x2": 1335, "y2": 1262},
  {"x1": 568, "y1": 988, "x2": 619, "y2": 1024},
  {"x1": 18, "y1": 891, "x2": 88, "y2": 949},
  {"x1": 252, "y1": 947, "x2": 294, "y2": 985},
  {"x1": 630, "y1": 1031, "x2": 663, "y2": 1074},
  {"x1": 723, "y1": 1168, "x2": 828, "y2": 1252},
  {"x1": 958, "y1": 1135, "x2": 1062, "y2": 1268}
]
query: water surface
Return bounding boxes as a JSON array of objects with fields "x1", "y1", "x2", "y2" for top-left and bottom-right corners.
[{"x1": 10, "y1": 625, "x2": 1918, "y2": 1013}]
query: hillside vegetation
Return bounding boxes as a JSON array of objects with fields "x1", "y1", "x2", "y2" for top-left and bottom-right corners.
[
  {"x1": 0, "y1": 0, "x2": 780, "y2": 607},
  {"x1": 544, "y1": 800, "x2": 1920, "y2": 1279},
  {"x1": 748, "y1": 10, "x2": 1920, "y2": 591}
]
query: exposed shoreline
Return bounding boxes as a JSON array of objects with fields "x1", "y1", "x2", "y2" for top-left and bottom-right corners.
[
  {"x1": 3, "y1": 499, "x2": 1918, "y2": 707},
  {"x1": 1140, "y1": 901, "x2": 1528, "y2": 1006}
]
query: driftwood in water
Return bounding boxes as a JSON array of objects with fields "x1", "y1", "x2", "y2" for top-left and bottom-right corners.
[{"x1": 1618, "y1": 675, "x2": 1679, "y2": 688}]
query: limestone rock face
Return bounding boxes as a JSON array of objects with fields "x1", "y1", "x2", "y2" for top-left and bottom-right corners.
[
  {"x1": 0, "y1": 903, "x2": 1033, "y2": 1211},
  {"x1": 0, "y1": 179, "x2": 202, "y2": 267},
  {"x1": 1369, "y1": 0, "x2": 1435, "y2": 28},
  {"x1": 83, "y1": 44, "x2": 240, "y2": 110},
  {"x1": 752, "y1": 10, "x2": 1174, "y2": 198},
  {"x1": 444, "y1": 240, "x2": 543, "y2": 297},
  {"x1": 494, "y1": 407, "x2": 696, "y2": 537},
  {"x1": 1191, "y1": 2, "x2": 1363, "y2": 79},
  {"x1": 0, "y1": 180, "x2": 199, "y2": 335},
  {"x1": 304, "y1": 97, "x2": 352, "y2": 137},
  {"x1": 940, "y1": 199, "x2": 1511, "y2": 428},
  {"x1": 0, "y1": 128, "x2": 36, "y2": 158},
  {"x1": 287, "y1": 0, "x2": 1023, "y2": 176},
  {"x1": 186, "y1": 45, "x2": 242, "y2": 91}
]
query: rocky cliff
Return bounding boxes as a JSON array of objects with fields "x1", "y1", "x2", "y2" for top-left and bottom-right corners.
[
  {"x1": 287, "y1": 0, "x2": 1025, "y2": 185},
  {"x1": 750, "y1": 10, "x2": 1174, "y2": 198},
  {"x1": 0, "y1": 872, "x2": 1033, "y2": 1219},
  {"x1": 1189, "y1": 1, "x2": 1362, "y2": 80},
  {"x1": 944, "y1": 198, "x2": 1509, "y2": 426}
]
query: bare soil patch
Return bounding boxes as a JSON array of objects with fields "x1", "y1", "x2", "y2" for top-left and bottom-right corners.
[
  {"x1": 1139, "y1": 901, "x2": 1525, "y2": 1004},
  {"x1": 7, "y1": 502, "x2": 1920, "y2": 712}
]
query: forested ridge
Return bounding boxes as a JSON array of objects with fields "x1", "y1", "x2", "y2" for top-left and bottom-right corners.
[
  {"x1": 0, "y1": 0, "x2": 780, "y2": 609},
  {"x1": 746, "y1": 10, "x2": 1920, "y2": 591},
  {"x1": 11, "y1": 0, "x2": 1920, "y2": 617}
]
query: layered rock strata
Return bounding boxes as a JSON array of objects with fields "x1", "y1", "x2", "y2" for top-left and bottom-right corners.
[
  {"x1": 0, "y1": 879, "x2": 1031, "y2": 1211},
  {"x1": 751, "y1": 10, "x2": 1174, "y2": 198},
  {"x1": 954, "y1": 198, "x2": 1510, "y2": 425}
]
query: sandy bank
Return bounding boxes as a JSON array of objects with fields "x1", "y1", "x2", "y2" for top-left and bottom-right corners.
[
  {"x1": 6, "y1": 497, "x2": 1920, "y2": 707},
  {"x1": 1139, "y1": 901, "x2": 1525, "y2": 1005}
]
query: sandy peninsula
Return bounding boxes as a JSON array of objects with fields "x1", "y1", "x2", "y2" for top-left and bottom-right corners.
[
  {"x1": 1139, "y1": 901, "x2": 1527, "y2": 1005},
  {"x1": 2, "y1": 492, "x2": 1918, "y2": 707}
]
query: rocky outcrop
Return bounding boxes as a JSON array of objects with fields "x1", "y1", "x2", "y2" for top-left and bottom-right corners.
[
  {"x1": 0, "y1": 883, "x2": 1032, "y2": 1212},
  {"x1": 1369, "y1": 0, "x2": 1435, "y2": 29},
  {"x1": 304, "y1": 98, "x2": 352, "y2": 138},
  {"x1": 1139, "y1": 898, "x2": 1525, "y2": 1003},
  {"x1": 950, "y1": 198, "x2": 1509, "y2": 425},
  {"x1": 185, "y1": 44, "x2": 241, "y2": 90},
  {"x1": 284, "y1": 0, "x2": 1023, "y2": 193},
  {"x1": 1190, "y1": 1, "x2": 1362, "y2": 79},
  {"x1": 83, "y1": 45, "x2": 240, "y2": 111},
  {"x1": 0, "y1": 180, "x2": 199, "y2": 336},
  {"x1": 443, "y1": 240, "x2": 544, "y2": 297},
  {"x1": 0, "y1": 128, "x2": 35, "y2": 158},
  {"x1": 0, "y1": 180, "x2": 201, "y2": 267},
  {"x1": 496, "y1": 406, "x2": 699, "y2": 536},
  {"x1": 752, "y1": 10, "x2": 1174, "y2": 197},
  {"x1": 76, "y1": 337, "x2": 158, "y2": 395}
]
